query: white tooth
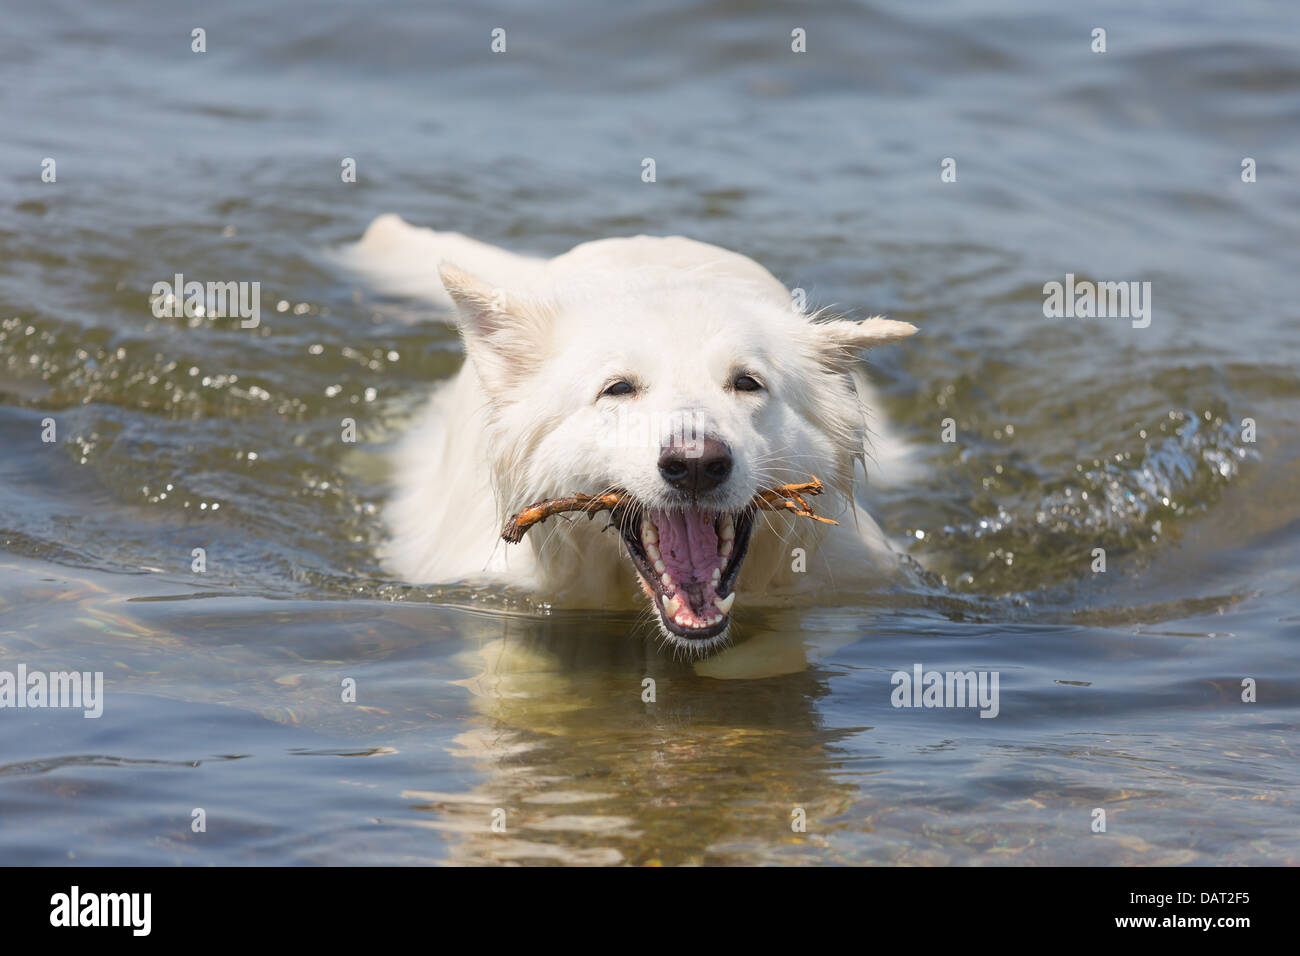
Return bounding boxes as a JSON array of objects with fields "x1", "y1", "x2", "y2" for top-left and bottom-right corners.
[
  {"x1": 661, "y1": 572, "x2": 672, "y2": 587},
  {"x1": 714, "y1": 592, "x2": 735, "y2": 614},
  {"x1": 720, "y1": 541, "x2": 733, "y2": 558},
  {"x1": 710, "y1": 567, "x2": 721, "y2": 582},
  {"x1": 720, "y1": 517, "x2": 735, "y2": 541},
  {"x1": 662, "y1": 594, "x2": 681, "y2": 617},
  {"x1": 641, "y1": 520, "x2": 658, "y2": 545},
  {"x1": 654, "y1": 559, "x2": 666, "y2": 574},
  {"x1": 647, "y1": 544, "x2": 661, "y2": 562}
]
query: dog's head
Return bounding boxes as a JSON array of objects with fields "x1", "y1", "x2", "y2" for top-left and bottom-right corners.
[{"x1": 440, "y1": 260, "x2": 915, "y2": 653}]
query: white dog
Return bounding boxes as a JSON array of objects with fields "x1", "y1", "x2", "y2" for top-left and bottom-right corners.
[{"x1": 345, "y1": 214, "x2": 918, "y2": 654}]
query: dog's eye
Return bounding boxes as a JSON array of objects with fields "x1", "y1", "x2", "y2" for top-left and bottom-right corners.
[
  {"x1": 601, "y1": 380, "x2": 636, "y2": 397},
  {"x1": 732, "y1": 374, "x2": 763, "y2": 392}
]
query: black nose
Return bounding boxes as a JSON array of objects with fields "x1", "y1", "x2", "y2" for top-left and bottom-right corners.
[{"x1": 658, "y1": 437, "x2": 733, "y2": 493}]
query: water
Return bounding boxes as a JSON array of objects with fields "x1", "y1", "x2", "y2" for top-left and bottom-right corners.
[{"x1": 2, "y1": 0, "x2": 1298, "y2": 865}]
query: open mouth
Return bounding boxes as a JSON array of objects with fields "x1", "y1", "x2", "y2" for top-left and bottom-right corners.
[{"x1": 620, "y1": 506, "x2": 755, "y2": 643}]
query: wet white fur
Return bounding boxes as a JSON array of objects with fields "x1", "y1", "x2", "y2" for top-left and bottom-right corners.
[{"x1": 343, "y1": 214, "x2": 918, "y2": 646}]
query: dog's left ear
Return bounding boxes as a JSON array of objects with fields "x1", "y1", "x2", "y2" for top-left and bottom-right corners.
[
  {"x1": 810, "y1": 317, "x2": 917, "y2": 369},
  {"x1": 439, "y1": 262, "x2": 553, "y2": 397}
]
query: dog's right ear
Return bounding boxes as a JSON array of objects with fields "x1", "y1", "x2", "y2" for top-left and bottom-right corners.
[
  {"x1": 808, "y1": 316, "x2": 917, "y2": 371},
  {"x1": 439, "y1": 263, "x2": 552, "y2": 397}
]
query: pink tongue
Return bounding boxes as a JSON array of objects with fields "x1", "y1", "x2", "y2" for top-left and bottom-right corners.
[{"x1": 649, "y1": 508, "x2": 718, "y2": 584}]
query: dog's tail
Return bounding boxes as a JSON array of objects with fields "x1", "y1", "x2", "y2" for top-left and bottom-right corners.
[{"x1": 336, "y1": 214, "x2": 549, "y2": 310}]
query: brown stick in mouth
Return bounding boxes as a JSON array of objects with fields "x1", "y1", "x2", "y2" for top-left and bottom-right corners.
[{"x1": 501, "y1": 476, "x2": 838, "y2": 544}]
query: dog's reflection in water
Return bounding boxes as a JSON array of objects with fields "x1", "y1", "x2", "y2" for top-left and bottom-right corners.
[{"x1": 401, "y1": 610, "x2": 871, "y2": 865}]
